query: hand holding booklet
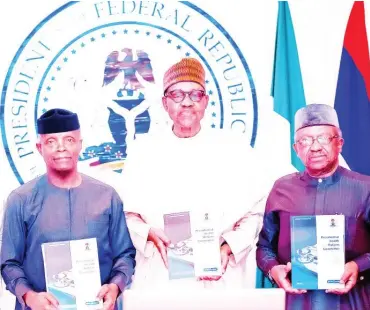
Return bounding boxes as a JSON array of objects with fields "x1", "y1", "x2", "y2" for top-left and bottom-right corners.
[
  {"x1": 41, "y1": 238, "x2": 103, "y2": 310},
  {"x1": 291, "y1": 215, "x2": 345, "y2": 290},
  {"x1": 164, "y1": 211, "x2": 222, "y2": 280}
]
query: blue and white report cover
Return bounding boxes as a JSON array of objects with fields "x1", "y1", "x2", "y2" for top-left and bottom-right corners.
[
  {"x1": 291, "y1": 215, "x2": 345, "y2": 290},
  {"x1": 164, "y1": 211, "x2": 195, "y2": 280},
  {"x1": 41, "y1": 238, "x2": 103, "y2": 309}
]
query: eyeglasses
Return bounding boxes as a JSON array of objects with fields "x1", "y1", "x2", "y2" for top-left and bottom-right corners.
[
  {"x1": 165, "y1": 89, "x2": 206, "y2": 103},
  {"x1": 296, "y1": 135, "x2": 339, "y2": 147}
]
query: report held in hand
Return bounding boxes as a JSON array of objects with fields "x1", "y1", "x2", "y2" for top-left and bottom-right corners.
[
  {"x1": 291, "y1": 215, "x2": 345, "y2": 290},
  {"x1": 42, "y1": 238, "x2": 103, "y2": 309},
  {"x1": 164, "y1": 211, "x2": 222, "y2": 280}
]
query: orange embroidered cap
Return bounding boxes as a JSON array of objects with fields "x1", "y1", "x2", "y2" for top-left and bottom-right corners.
[{"x1": 163, "y1": 58, "x2": 206, "y2": 93}]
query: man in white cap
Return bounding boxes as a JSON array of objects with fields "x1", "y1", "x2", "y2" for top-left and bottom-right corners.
[
  {"x1": 257, "y1": 104, "x2": 370, "y2": 309},
  {"x1": 119, "y1": 58, "x2": 273, "y2": 290},
  {"x1": 1, "y1": 108, "x2": 136, "y2": 310}
]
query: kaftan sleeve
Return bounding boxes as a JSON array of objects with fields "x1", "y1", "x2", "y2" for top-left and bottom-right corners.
[
  {"x1": 352, "y1": 196, "x2": 370, "y2": 272},
  {"x1": 108, "y1": 190, "x2": 136, "y2": 292},
  {"x1": 256, "y1": 188, "x2": 281, "y2": 275},
  {"x1": 0, "y1": 192, "x2": 33, "y2": 309},
  {"x1": 221, "y1": 195, "x2": 266, "y2": 264},
  {"x1": 124, "y1": 212, "x2": 154, "y2": 257}
]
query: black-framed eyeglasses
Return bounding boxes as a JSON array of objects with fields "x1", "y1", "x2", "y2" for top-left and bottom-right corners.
[
  {"x1": 165, "y1": 89, "x2": 206, "y2": 103},
  {"x1": 296, "y1": 135, "x2": 339, "y2": 147}
]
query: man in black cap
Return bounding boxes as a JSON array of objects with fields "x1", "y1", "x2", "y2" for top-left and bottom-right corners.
[{"x1": 1, "y1": 109, "x2": 136, "y2": 310}]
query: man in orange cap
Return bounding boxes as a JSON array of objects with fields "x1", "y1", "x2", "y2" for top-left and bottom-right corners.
[
  {"x1": 120, "y1": 58, "x2": 272, "y2": 290},
  {"x1": 161, "y1": 57, "x2": 208, "y2": 138}
]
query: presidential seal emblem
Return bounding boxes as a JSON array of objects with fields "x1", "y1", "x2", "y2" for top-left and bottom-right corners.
[{"x1": 1, "y1": 1, "x2": 258, "y2": 184}]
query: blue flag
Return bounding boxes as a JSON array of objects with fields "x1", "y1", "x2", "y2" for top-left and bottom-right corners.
[
  {"x1": 256, "y1": 1, "x2": 306, "y2": 288},
  {"x1": 271, "y1": 2, "x2": 306, "y2": 171},
  {"x1": 334, "y1": 2, "x2": 370, "y2": 175}
]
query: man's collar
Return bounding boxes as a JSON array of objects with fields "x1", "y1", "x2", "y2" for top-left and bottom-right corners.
[{"x1": 299, "y1": 166, "x2": 343, "y2": 186}]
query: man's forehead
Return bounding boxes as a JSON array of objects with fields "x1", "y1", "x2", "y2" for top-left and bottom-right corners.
[
  {"x1": 40, "y1": 130, "x2": 81, "y2": 139},
  {"x1": 167, "y1": 81, "x2": 204, "y2": 92}
]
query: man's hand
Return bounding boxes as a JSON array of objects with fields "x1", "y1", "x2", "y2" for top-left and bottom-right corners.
[
  {"x1": 198, "y1": 243, "x2": 232, "y2": 281},
  {"x1": 23, "y1": 290, "x2": 59, "y2": 310},
  {"x1": 220, "y1": 243, "x2": 232, "y2": 274},
  {"x1": 148, "y1": 227, "x2": 171, "y2": 268},
  {"x1": 326, "y1": 261, "x2": 359, "y2": 295},
  {"x1": 270, "y1": 262, "x2": 307, "y2": 294},
  {"x1": 97, "y1": 283, "x2": 120, "y2": 310}
]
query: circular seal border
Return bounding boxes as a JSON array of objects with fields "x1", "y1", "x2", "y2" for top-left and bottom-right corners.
[
  {"x1": 184, "y1": 1, "x2": 258, "y2": 145},
  {"x1": 34, "y1": 21, "x2": 225, "y2": 130},
  {"x1": 1, "y1": 1, "x2": 258, "y2": 185}
]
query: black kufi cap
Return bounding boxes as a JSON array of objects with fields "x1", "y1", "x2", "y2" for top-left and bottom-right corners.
[{"x1": 37, "y1": 108, "x2": 80, "y2": 134}]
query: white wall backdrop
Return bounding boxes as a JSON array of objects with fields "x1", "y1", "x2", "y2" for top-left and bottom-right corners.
[{"x1": 1, "y1": 0, "x2": 369, "y2": 199}]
